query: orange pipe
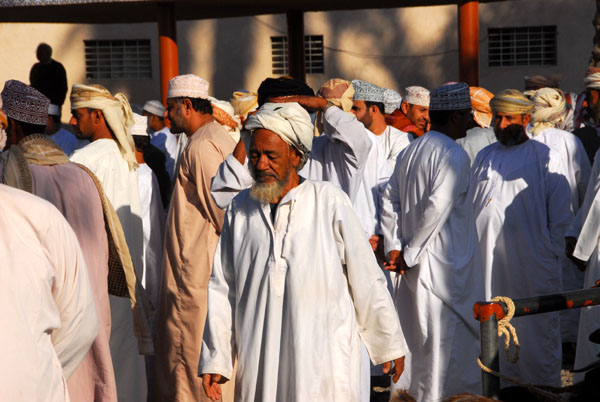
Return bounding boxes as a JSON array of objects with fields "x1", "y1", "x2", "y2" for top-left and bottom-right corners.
[
  {"x1": 158, "y1": 3, "x2": 178, "y2": 106},
  {"x1": 458, "y1": 1, "x2": 479, "y2": 86}
]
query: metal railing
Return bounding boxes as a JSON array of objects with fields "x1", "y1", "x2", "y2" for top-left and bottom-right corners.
[{"x1": 473, "y1": 287, "x2": 600, "y2": 398}]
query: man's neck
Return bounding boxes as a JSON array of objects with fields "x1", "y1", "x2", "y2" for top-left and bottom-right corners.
[
  {"x1": 185, "y1": 113, "x2": 213, "y2": 137},
  {"x1": 91, "y1": 125, "x2": 114, "y2": 142},
  {"x1": 368, "y1": 116, "x2": 388, "y2": 136}
]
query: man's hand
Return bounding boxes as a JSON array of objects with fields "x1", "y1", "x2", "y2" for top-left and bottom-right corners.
[
  {"x1": 382, "y1": 356, "x2": 405, "y2": 383},
  {"x1": 269, "y1": 95, "x2": 327, "y2": 112},
  {"x1": 384, "y1": 250, "x2": 410, "y2": 275},
  {"x1": 565, "y1": 236, "x2": 587, "y2": 271},
  {"x1": 369, "y1": 235, "x2": 385, "y2": 264},
  {"x1": 202, "y1": 373, "x2": 226, "y2": 401}
]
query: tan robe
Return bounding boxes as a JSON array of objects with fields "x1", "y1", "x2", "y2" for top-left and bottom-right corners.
[
  {"x1": 153, "y1": 121, "x2": 236, "y2": 402},
  {"x1": 0, "y1": 135, "x2": 118, "y2": 402}
]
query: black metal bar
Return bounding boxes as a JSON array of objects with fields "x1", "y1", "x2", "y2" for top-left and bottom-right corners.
[
  {"x1": 480, "y1": 311, "x2": 500, "y2": 398},
  {"x1": 494, "y1": 287, "x2": 600, "y2": 318}
]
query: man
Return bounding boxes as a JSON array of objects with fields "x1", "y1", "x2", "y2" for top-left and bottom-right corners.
[
  {"x1": 0, "y1": 183, "x2": 97, "y2": 402},
  {"x1": 385, "y1": 86, "x2": 430, "y2": 137},
  {"x1": 0, "y1": 79, "x2": 120, "y2": 402},
  {"x1": 456, "y1": 86, "x2": 497, "y2": 164},
  {"x1": 381, "y1": 82, "x2": 484, "y2": 401},
  {"x1": 573, "y1": 67, "x2": 600, "y2": 163},
  {"x1": 472, "y1": 89, "x2": 571, "y2": 387},
  {"x1": 29, "y1": 43, "x2": 68, "y2": 107},
  {"x1": 143, "y1": 100, "x2": 177, "y2": 178},
  {"x1": 199, "y1": 102, "x2": 408, "y2": 402},
  {"x1": 46, "y1": 103, "x2": 89, "y2": 156},
  {"x1": 153, "y1": 74, "x2": 237, "y2": 402},
  {"x1": 70, "y1": 84, "x2": 152, "y2": 402}
]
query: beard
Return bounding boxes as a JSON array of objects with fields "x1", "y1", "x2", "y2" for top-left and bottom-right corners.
[
  {"x1": 250, "y1": 168, "x2": 292, "y2": 203},
  {"x1": 495, "y1": 124, "x2": 527, "y2": 146}
]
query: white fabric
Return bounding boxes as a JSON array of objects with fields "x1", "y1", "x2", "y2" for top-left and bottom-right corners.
[
  {"x1": 0, "y1": 184, "x2": 97, "y2": 402},
  {"x1": 375, "y1": 125, "x2": 412, "y2": 171},
  {"x1": 71, "y1": 139, "x2": 147, "y2": 402},
  {"x1": 131, "y1": 113, "x2": 149, "y2": 137},
  {"x1": 571, "y1": 150, "x2": 600, "y2": 379},
  {"x1": 137, "y1": 164, "x2": 165, "y2": 311},
  {"x1": 472, "y1": 139, "x2": 572, "y2": 387},
  {"x1": 49, "y1": 127, "x2": 89, "y2": 156},
  {"x1": 381, "y1": 131, "x2": 483, "y2": 401},
  {"x1": 142, "y1": 100, "x2": 165, "y2": 118},
  {"x1": 167, "y1": 74, "x2": 209, "y2": 99},
  {"x1": 527, "y1": 127, "x2": 591, "y2": 342},
  {"x1": 48, "y1": 103, "x2": 61, "y2": 116},
  {"x1": 149, "y1": 126, "x2": 177, "y2": 178},
  {"x1": 584, "y1": 72, "x2": 600, "y2": 90},
  {"x1": 199, "y1": 180, "x2": 408, "y2": 402},
  {"x1": 456, "y1": 126, "x2": 497, "y2": 165}
]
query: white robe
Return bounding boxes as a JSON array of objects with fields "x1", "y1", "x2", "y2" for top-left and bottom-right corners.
[
  {"x1": 375, "y1": 124, "x2": 412, "y2": 171},
  {"x1": 71, "y1": 139, "x2": 147, "y2": 402},
  {"x1": 456, "y1": 126, "x2": 497, "y2": 165},
  {"x1": 149, "y1": 126, "x2": 178, "y2": 178},
  {"x1": 199, "y1": 180, "x2": 408, "y2": 402},
  {"x1": 528, "y1": 126, "x2": 591, "y2": 343},
  {"x1": 571, "y1": 149, "x2": 600, "y2": 379},
  {"x1": 382, "y1": 131, "x2": 484, "y2": 401},
  {"x1": 472, "y1": 139, "x2": 572, "y2": 387},
  {"x1": 0, "y1": 184, "x2": 97, "y2": 402}
]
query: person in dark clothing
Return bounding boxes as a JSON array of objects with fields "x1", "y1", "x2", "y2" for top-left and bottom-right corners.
[
  {"x1": 133, "y1": 135, "x2": 172, "y2": 208},
  {"x1": 29, "y1": 43, "x2": 68, "y2": 106}
]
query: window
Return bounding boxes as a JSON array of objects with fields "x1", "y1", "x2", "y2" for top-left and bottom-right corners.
[
  {"x1": 84, "y1": 39, "x2": 152, "y2": 79},
  {"x1": 488, "y1": 26, "x2": 557, "y2": 67},
  {"x1": 271, "y1": 35, "x2": 324, "y2": 75}
]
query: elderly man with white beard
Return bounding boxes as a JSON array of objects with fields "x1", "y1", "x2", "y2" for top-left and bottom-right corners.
[{"x1": 199, "y1": 102, "x2": 408, "y2": 402}]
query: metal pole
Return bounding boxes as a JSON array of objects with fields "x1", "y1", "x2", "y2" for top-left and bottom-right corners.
[
  {"x1": 158, "y1": 2, "x2": 178, "y2": 105},
  {"x1": 286, "y1": 10, "x2": 306, "y2": 82},
  {"x1": 458, "y1": 0, "x2": 479, "y2": 86},
  {"x1": 480, "y1": 312, "x2": 500, "y2": 398}
]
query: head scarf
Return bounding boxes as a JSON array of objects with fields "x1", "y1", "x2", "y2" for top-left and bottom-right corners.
[
  {"x1": 429, "y1": 82, "x2": 471, "y2": 111},
  {"x1": 257, "y1": 77, "x2": 314, "y2": 106},
  {"x1": 209, "y1": 97, "x2": 240, "y2": 130},
  {"x1": 584, "y1": 66, "x2": 600, "y2": 90},
  {"x1": 470, "y1": 86, "x2": 493, "y2": 128},
  {"x1": 490, "y1": 89, "x2": 534, "y2": 115},
  {"x1": 244, "y1": 102, "x2": 314, "y2": 169},
  {"x1": 230, "y1": 91, "x2": 258, "y2": 118},
  {"x1": 524, "y1": 75, "x2": 561, "y2": 90},
  {"x1": 530, "y1": 87, "x2": 567, "y2": 136},
  {"x1": 70, "y1": 84, "x2": 138, "y2": 170},
  {"x1": 318, "y1": 78, "x2": 354, "y2": 112},
  {"x1": 1, "y1": 80, "x2": 49, "y2": 125}
]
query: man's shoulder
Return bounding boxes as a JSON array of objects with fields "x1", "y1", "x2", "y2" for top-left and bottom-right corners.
[
  {"x1": 190, "y1": 122, "x2": 235, "y2": 148},
  {"x1": 0, "y1": 183, "x2": 62, "y2": 226},
  {"x1": 71, "y1": 139, "x2": 121, "y2": 166}
]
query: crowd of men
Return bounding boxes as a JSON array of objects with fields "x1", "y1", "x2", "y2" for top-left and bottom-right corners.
[{"x1": 3, "y1": 41, "x2": 600, "y2": 402}]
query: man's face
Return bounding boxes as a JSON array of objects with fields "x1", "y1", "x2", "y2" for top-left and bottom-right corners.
[
  {"x1": 584, "y1": 89, "x2": 600, "y2": 122},
  {"x1": 493, "y1": 112, "x2": 530, "y2": 146},
  {"x1": 404, "y1": 103, "x2": 429, "y2": 130},
  {"x1": 351, "y1": 100, "x2": 372, "y2": 128},
  {"x1": 144, "y1": 112, "x2": 161, "y2": 132},
  {"x1": 166, "y1": 99, "x2": 185, "y2": 134},
  {"x1": 69, "y1": 108, "x2": 94, "y2": 140},
  {"x1": 248, "y1": 128, "x2": 299, "y2": 203}
]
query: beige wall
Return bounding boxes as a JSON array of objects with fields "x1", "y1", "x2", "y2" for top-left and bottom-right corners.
[{"x1": 0, "y1": 0, "x2": 595, "y2": 120}]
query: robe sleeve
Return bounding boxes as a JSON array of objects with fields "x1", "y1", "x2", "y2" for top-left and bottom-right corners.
[
  {"x1": 47, "y1": 210, "x2": 98, "y2": 379},
  {"x1": 198, "y1": 209, "x2": 237, "y2": 380},
  {"x1": 210, "y1": 153, "x2": 253, "y2": 210},
  {"x1": 402, "y1": 150, "x2": 470, "y2": 267},
  {"x1": 573, "y1": 136, "x2": 592, "y2": 207},
  {"x1": 381, "y1": 156, "x2": 404, "y2": 254},
  {"x1": 573, "y1": 150, "x2": 600, "y2": 259},
  {"x1": 333, "y1": 192, "x2": 408, "y2": 365},
  {"x1": 545, "y1": 155, "x2": 573, "y2": 259}
]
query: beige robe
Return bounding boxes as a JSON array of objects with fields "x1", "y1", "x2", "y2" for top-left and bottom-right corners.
[
  {"x1": 0, "y1": 183, "x2": 97, "y2": 402},
  {"x1": 1, "y1": 135, "x2": 118, "y2": 401},
  {"x1": 153, "y1": 121, "x2": 236, "y2": 402}
]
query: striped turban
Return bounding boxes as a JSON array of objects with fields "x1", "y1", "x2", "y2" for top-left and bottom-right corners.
[
  {"x1": 70, "y1": 84, "x2": 138, "y2": 170},
  {"x1": 490, "y1": 89, "x2": 534, "y2": 115},
  {"x1": 530, "y1": 88, "x2": 567, "y2": 136},
  {"x1": 470, "y1": 87, "x2": 493, "y2": 128},
  {"x1": 584, "y1": 67, "x2": 600, "y2": 90}
]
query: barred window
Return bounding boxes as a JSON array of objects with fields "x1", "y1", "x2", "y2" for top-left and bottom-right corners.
[
  {"x1": 488, "y1": 26, "x2": 557, "y2": 67},
  {"x1": 84, "y1": 39, "x2": 152, "y2": 79},
  {"x1": 271, "y1": 35, "x2": 324, "y2": 75}
]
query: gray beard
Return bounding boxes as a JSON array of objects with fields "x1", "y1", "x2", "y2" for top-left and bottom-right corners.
[{"x1": 249, "y1": 179, "x2": 286, "y2": 203}]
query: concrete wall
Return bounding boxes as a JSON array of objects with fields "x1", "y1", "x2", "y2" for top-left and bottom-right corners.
[{"x1": 0, "y1": 0, "x2": 595, "y2": 121}]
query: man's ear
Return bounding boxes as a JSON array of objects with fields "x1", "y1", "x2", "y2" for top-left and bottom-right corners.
[
  {"x1": 522, "y1": 114, "x2": 531, "y2": 127},
  {"x1": 91, "y1": 109, "x2": 103, "y2": 124},
  {"x1": 401, "y1": 102, "x2": 409, "y2": 115},
  {"x1": 290, "y1": 148, "x2": 302, "y2": 168}
]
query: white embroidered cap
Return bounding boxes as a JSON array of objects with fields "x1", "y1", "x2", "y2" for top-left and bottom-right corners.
[{"x1": 167, "y1": 74, "x2": 209, "y2": 100}]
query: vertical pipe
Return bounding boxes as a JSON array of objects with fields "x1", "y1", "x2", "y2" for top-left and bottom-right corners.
[
  {"x1": 158, "y1": 2, "x2": 179, "y2": 105},
  {"x1": 458, "y1": 0, "x2": 480, "y2": 86},
  {"x1": 286, "y1": 10, "x2": 306, "y2": 82},
  {"x1": 480, "y1": 313, "x2": 500, "y2": 398}
]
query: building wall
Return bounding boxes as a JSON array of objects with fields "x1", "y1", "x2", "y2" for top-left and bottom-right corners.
[{"x1": 0, "y1": 0, "x2": 594, "y2": 121}]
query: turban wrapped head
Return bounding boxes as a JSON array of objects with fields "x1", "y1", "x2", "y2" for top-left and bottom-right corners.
[
  {"x1": 70, "y1": 83, "x2": 138, "y2": 170},
  {"x1": 530, "y1": 87, "x2": 567, "y2": 136},
  {"x1": 230, "y1": 90, "x2": 258, "y2": 119},
  {"x1": 584, "y1": 67, "x2": 600, "y2": 91},
  {"x1": 244, "y1": 102, "x2": 314, "y2": 169},
  {"x1": 490, "y1": 89, "x2": 534, "y2": 115},
  {"x1": 317, "y1": 78, "x2": 355, "y2": 113},
  {"x1": 209, "y1": 97, "x2": 241, "y2": 131},
  {"x1": 469, "y1": 86, "x2": 494, "y2": 128}
]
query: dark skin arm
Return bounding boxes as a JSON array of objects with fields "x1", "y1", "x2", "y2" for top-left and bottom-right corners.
[
  {"x1": 269, "y1": 95, "x2": 328, "y2": 112},
  {"x1": 202, "y1": 373, "x2": 228, "y2": 401},
  {"x1": 383, "y1": 249, "x2": 410, "y2": 275},
  {"x1": 382, "y1": 356, "x2": 406, "y2": 383}
]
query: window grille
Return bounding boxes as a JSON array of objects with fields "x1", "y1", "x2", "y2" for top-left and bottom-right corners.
[
  {"x1": 488, "y1": 26, "x2": 557, "y2": 67},
  {"x1": 84, "y1": 39, "x2": 152, "y2": 79},
  {"x1": 271, "y1": 35, "x2": 324, "y2": 75}
]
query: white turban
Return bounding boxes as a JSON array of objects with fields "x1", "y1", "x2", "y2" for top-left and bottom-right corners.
[
  {"x1": 70, "y1": 84, "x2": 138, "y2": 170},
  {"x1": 584, "y1": 71, "x2": 600, "y2": 90},
  {"x1": 244, "y1": 102, "x2": 314, "y2": 168},
  {"x1": 530, "y1": 88, "x2": 567, "y2": 136}
]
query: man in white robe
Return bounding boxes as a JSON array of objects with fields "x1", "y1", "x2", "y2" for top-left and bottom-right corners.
[
  {"x1": 472, "y1": 89, "x2": 572, "y2": 387},
  {"x1": 0, "y1": 183, "x2": 97, "y2": 402},
  {"x1": 381, "y1": 83, "x2": 484, "y2": 401},
  {"x1": 199, "y1": 102, "x2": 408, "y2": 402},
  {"x1": 143, "y1": 100, "x2": 177, "y2": 178},
  {"x1": 70, "y1": 84, "x2": 152, "y2": 402}
]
